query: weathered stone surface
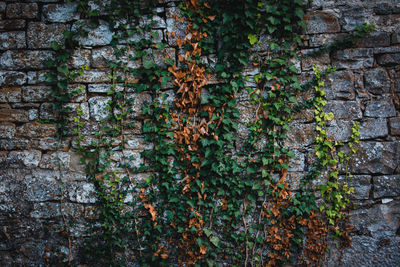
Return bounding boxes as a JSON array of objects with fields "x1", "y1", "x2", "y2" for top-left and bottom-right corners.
[
  {"x1": 39, "y1": 102, "x2": 55, "y2": 120},
  {"x1": 343, "y1": 175, "x2": 371, "y2": 200},
  {"x1": 7, "y1": 150, "x2": 42, "y2": 168},
  {"x1": 22, "y1": 86, "x2": 52, "y2": 102},
  {"x1": 324, "y1": 100, "x2": 362, "y2": 120},
  {"x1": 0, "y1": 122, "x2": 16, "y2": 139},
  {"x1": 88, "y1": 96, "x2": 112, "y2": 121},
  {"x1": 349, "y1": 142, "x2": 399, "y2": 174},
  {"x1": 333, "y1": 48, "x2": 374, "y2": 70},
  {"x1": 124, "y1": 136, "x2": 154, "y2": 150},
  {"x1": 373, "y1": 175, "x2": 400, "y2": 198},
  {"x1": 392, "y1": 32, "x2": 400, "y2": 44},
  {"x1": 75, "y1": 70, "x2": 111, "y2": 83},
  {"x1": 304, "y1": 11, "x2": 340, "y2": 34},
  {"x1": 324, "y1": 70, "x2": 355, "y2": 100},
  {"x1": 0, "y1": 71, "x2": 27, "y2": 86},
  {"x1": 286, "y1": 123, "x2": 316, "y2": 148},
  {"x1": 0, "y1": 50, "x2": 54, "y2": 70},
  {"x1": 301, "y1": 50, "x2": 330, "y2": 71},
  {"x1": 364, "y1": 68, "x2": 391, "y2": 95},
  {"x1": 355, "y1": 32, "x2": 391, "y2": 47},
  {"x1": 0, "y1": 109, "x2": 28, "y2": 122},
  {"x1": 389, "y1": 117, "x2": 400, "y2": 135},
  {"x1": 6, "y1": 3, "x2": 38, "y2": 19},
  {"x1": 166, "y1": 6, "x2": 187, "y2": 46},
  {"x1": 327, "y1": 120, "x2": 352, "y2": 141},
  {"x1": 39, "y1": 151, "x2": 71, "y2": 170},
  {"x1": 27, "y1": 22, "x2": 66, "y2": 49},
  {"x1": 0, "y1": 19, "x2": 26, "y2": 30},
  {"x1": 126, "y1": 93, "x2": 152, "y2": 118},
  {"x1": 68, "y1": 183, "x2": 97, "y2": 203},
  {"x1": 16, "y1": 122, "x2": 57, "y2": 138},
  {"x1": 0, "y1": 87, "x2": 21, "y2": 103},
  {"x1": 0, "y1": 32, "x2": 26, "y2": 50},
  {"x1": 42, "y1": 3, "x2": 79, "y2": 22},
  {"x1": 360, "y1": 118, "x2": 388, "y2": 140},
  {"x1": 377, "y1": 53, "x2": 400, "y2": 66},
  {"x1": 74, "y1": 20, "x2": 113, "y2": 46},
  {"x1": 365, "y1": 98, "x2": 396, "y2": 118},
  {"x1": 70, "y1": 49, "x2": 91, "y2": 69}
]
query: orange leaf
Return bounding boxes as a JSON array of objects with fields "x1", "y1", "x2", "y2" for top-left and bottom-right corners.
[
  {"x1": 200, "y1": 245, "x2": 207, "y2": 254},
  {"x1": 144, "y1": 203, "x2": 157, "y2": 221},
  {"x1": 160, "y1": 254, "x2": 168, "y2": 259}
]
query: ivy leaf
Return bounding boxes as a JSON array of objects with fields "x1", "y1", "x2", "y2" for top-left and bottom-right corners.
[
  {"x1": 57, "y1": 66, "x2": 69, "y2": 75},
  {"x1": 143, "y1": 60, "x2": 153, "y2": 69},
  {"x1": 203, "y1": 228, "x2": 212, "y2": 237},
  {"x1": 248, "y1": 34, "x2": 258, "y2": 45},
  {"x1": 210, "y1": 236, "x2": 220, "y2": 247}
]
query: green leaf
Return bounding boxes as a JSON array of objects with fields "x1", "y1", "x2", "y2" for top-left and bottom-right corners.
[
  {"x1": 57, "y1": 65, "x2": 69, "y2": 75},
  {"x1": 210, "y1": 236, "x2": 220, "y2": 247},
  {"x1": 248, "y1": 34, "x2": 258, "y2": 45},
  {"x1": 203, "y1": 228, "x2": 212, "y2": 237}
]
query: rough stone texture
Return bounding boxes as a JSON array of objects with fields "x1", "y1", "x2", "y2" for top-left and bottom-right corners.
[
  {"x1": 0, "y1": 0, "x2": 399, "y2": 266},
  {"x1": 27, "y1": 22, "x2": 67, "y2": 49}
]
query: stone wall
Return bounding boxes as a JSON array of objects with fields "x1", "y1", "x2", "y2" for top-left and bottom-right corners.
[{"x1": 0, "y1": 0, "x2": 399, "y2": 266}]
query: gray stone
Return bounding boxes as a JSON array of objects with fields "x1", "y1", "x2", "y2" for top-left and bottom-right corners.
[
  {"x1": 0, "y1": 123, "x2": 16, "y2": 139},
  {"x1": 88, "y1": 96, "x2": 112, "y2": 121},
  {"x1": 0, "y1": 19, "x2": 26, "y2": 30},
  {"x1": 124, "y1": 136, "x2": 154, "y2": 150},
  {"x1": 0, "y1": 50, "x2": 54, "y2": 70},
  {"x1": 392, "y1": 32, "x2": 400, "y2": 44},
  {"x1": 365, "y1": 98, "x2": 396, "y2": 118},
  {"x1": 0, "y1": 71, "x2": 27, "y2": 86},
  {"x1": 22, "y1": 86, "x2": 52, "y2": 102},
  {"x1": 91, "y1": 46, "x2": 140, "y2": 69},
  {"x1": 0, "y1": 109, "x2": 29, "y2": 123},
  {"x1": 166, "y1": 6, "x2": 187, "y2": 46},
  {"x1": 334, "y1": 48, "x2": 374, "y2": 70},
  {"x1": 364, "y1": 68, "x2": 391, "y2": 95},
  {"x1": 355, "y1": 32, "x2": 391, "y2": 48},
  {"x1": 327, "y1": 120, "x2": 352, "y2": 141},
  {"x1": 6, "y1": 3, "x2": 38, "y2": 19},
  {"x1": 74, "y1": 20, "x2": 113, "y2": 46},
  {"x1": 0, "y1": 87, "x2": 21, "y2": 103},
  {"x1": 389, "y1": 117, "x2": 400, "y2": 135},
  {"x1": 75, "y1": 70, "x2": 111, "y2": 83},
  {"x1": 349, "y1": 141, "x2": 399, "y2": 174},
  {"x1": 42, "y1": 3, "x2": 79, "y2": 22},
  {"x1": 39, "y1": 151, "x2": 71, "y2": 170},
  {"x1": 68, "y1": 183, "x2": 97, "y2": 203},
  {"x1": 377, "y1": 53, "x2": 400, "y2": 66},
  {"x1": 324, "y1": 100, "x2": 362, "y2": 120},
  {"x1": 373, "y1": 175, "x2": 400, "y2": 198},
  {"x1": 343, "y1": 175, "x2": 371, "y2": 200},
  {"x1": 7, "y1": 150, "x2": 42, "y2": 168},
  {"x1": 286, "y1": 123, "x2": 316, "y2": 148},
  {"x1": 324, "y1": 70, "x2": 355, "y2": 100},
  {"x1": 70, "y1": 49, "x2": 91, "y2": 69},
  {"x1": 126, "y1": 93, "x2": 152, "y2": 118},
  {"x1": 360, "y1": 118, "x2": 388, "y2": 140},
  {"x1": 0, "y1": 32, "x2": 26, "y2": 50},
  {"x1": 27, "y1": 22, "x2": 66, "y2": 49},
  {"x1": 16, "y1": 122, "x2": 57, "y2": 137},
  {"x1": 301, "y1": 50, "x2": 330, "y2": 71},
  {"x1": 304, "y1": 11, "x2": 340, "y2": 34}
]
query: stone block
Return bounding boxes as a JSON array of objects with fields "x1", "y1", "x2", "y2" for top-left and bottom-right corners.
[
  {"x1": 74, "y1": 20, "x2": 113, "y2": 46},
  {"x1": 124, "y1": 136, "x2": 154, "y2": 150},
  {"x1": 7, "y1": 150, "x2": 41, "y2": 168},
  {"x1": 365, "y1": 98, "x2": 396, "y2": 118},
  {"x1": 376, "y1": 53, "x2": 400, "y2": 66},
  {"x1": 0, "y1": 122, "x2": 16, "y2": 139},
  {"x1": 304, "y1": 11, "x2": 340, "y2": 34},
  {"x1": 0, "y1": 109, "x2": 28, "y2": 122},
  {"x1": 360, "y1": 118, "x2": 388, "y2": 140},
  {"x1": 42, "y1": 3, "x2": 79, "y2": 22},
  {"x1": 286, "y1": 123, "x2": 316, "y2": 148},
  {"x1": 16, "y1": 122, "x2": 57, "y2": 137},
  {"x1": 166, "y1": 6, "x2": 187, "y2": 46},
  {"x1": 6, "y1": 3, "x2": 38, "y2": 19},
  {"x1": 333, "y1": 48, "x2": 374, "y2": 70},
  {"x1": 0, "y1": 87, "x2": 21, "y2": 103},
  {"x1": 126, "y1": 93, "x2": 152, "y2": 118},
  {"x1": 68, "y1": 84, "x2": 86, "y2": 102},
  {"x1": 0, "y1": 19, "x2": 26, "y2": 30},
  {"x1": 91, "y1": 46, "x2": 140, "y2": 69},
  {"x1": 348, "y1": 141, "x2": 399, "y2": 174},
  {"x1": 324, "y1": 70, "x2": 355, "y2": 100},
  {"x1": 391, "y1": 32, "x2": 400, "y2": 44},
  {"x1": 27, "y1": 22, "x2": 66, "y2": 49},
  {"x1": 364, "y1": 68, "x2": 391, "y2": 94},
  {"x1": 0, "y1": 50, "x2": 54, "y2": 70},
  {"x1": 389, "y1": 117, "x2": 400, "y2": 135},
  {"x1": 26, "y1": 71, "x2": 47, "y2": 85},
  {"x1": 327, "y1": 120, "x2": 352, "y2": 141},
  {"x1": 0, "y1": 32, "x2": 26, "y2": 50},
  {"x1": 373, "y1": 175, "x2": 400, "y2": 198},
  {"x1": 88, "y1": 96, "x2": 112, "y2": 121},
  {"x1": 354, "y1": 32, "x2": 391, "y2": 48},
  {"x1": 75, "y1": 70, "x2": 111, "y2": 83},
  {"x1": 30, "y1": 202, "x2": 92, "y2": 219},
  {"x1": 324, "y1": 100, "x2": 362, "y2": 120},
  {"x1": 68, "y1": 183, "x2": 97, "y2": 204},
  {"x1": 70, "y1": 49, "x2": 91, "y2": 69},
  {"x1": 0, "y1": 71, "x2": 27, "y2": 86},
  {"x1": 39, "y1": 151, "x2": 71, "y2": 170},
  {"x1": 39, "y1": 103, "x2": 55, "y2": 120},
  {"x1": 22, "y1": 86, "x2": 52, "y2": 102},
  {"x1": 345, "y1": 175, "x2": 371, "y2": 200}
]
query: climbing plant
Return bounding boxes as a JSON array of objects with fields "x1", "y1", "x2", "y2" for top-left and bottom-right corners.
[{"x1": 44, "y1": 0, "x2": 373, "y2": 266}]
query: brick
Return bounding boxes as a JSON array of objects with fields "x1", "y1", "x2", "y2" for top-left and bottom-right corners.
[
  {"x1": 364, "y1": 68, "x2": 391, "y2": 94},
  {"x1": 0, "y1": 87, "x2": 21, "y2": 103},
  {"x1": 0, "y1": 109, "x2": 28, "y2": 122},
  {"x1": 389, "y1": 117, "x2": 400, "y2": 135},
  {"x1": 27, "y1": 22, "x2": 66, "y2": 49},
  {"x1": 0, "y1": 50, "x2": 54, "y2": 70},
  {"x1": 0, "y1": 19, "x2": 26, "y2": 30},
  {"x1": 42, "y1": 3, "x2": 79, "y2": 23},
  {"x1": 0, "y1": 32, "x2": 26, "y2": 50},
  {"x1": 6, "y1": 3, "x2": 38, "y2": 19},
  {"x1": 0, "y1": 71, "x2": 27, "y2": 86},
  {"x1": 22, "y1": 86, "x2": 52, "y2": 102},
  {"x1": 304, "y1": 11, "x2": 340, "y2": 34},
  {"x1": 365, "y1": 98, "x2": 396, "y2": 118}
]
